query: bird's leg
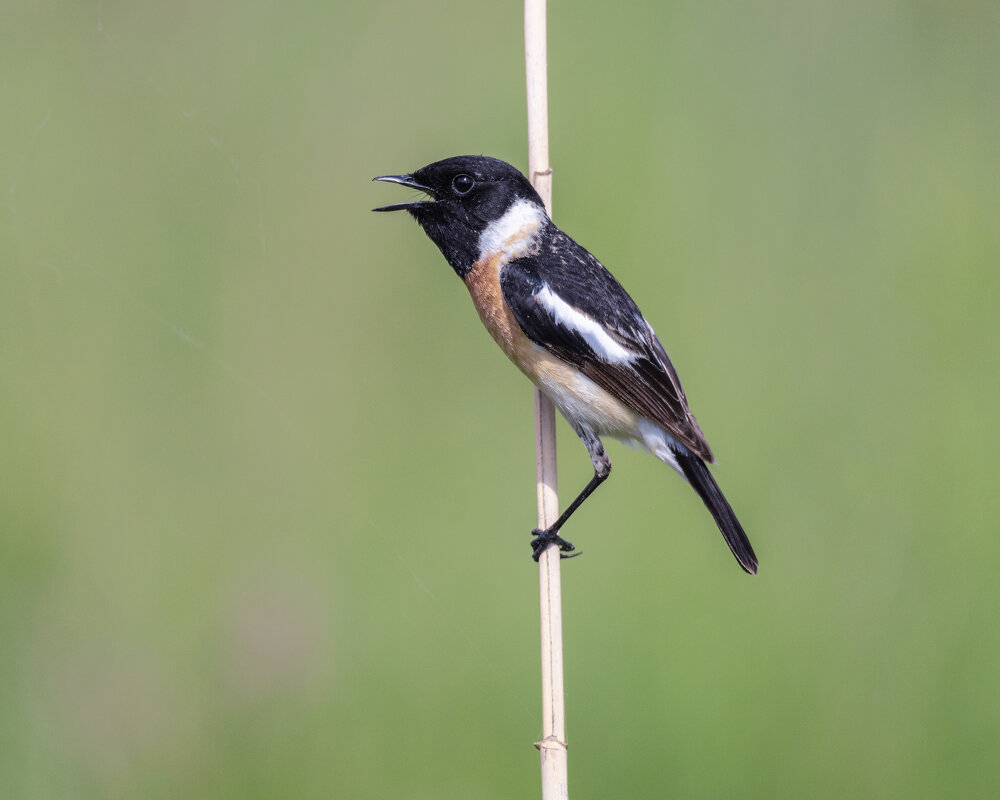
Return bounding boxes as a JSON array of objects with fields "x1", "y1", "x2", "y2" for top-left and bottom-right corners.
[{"x1": 531, "y1": 431, "x2": 611, "y2": 561}]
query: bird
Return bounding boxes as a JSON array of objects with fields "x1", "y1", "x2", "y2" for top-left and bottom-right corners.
[{"x1": 373, "y1": 155, "x2": 757, "y2": 574}]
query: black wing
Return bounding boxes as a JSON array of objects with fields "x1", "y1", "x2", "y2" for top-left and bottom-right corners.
[{"x1": 500, "y1": 227, "x2": 714, "y2": 462}]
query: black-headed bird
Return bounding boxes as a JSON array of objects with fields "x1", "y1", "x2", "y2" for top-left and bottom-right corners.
[{"x1": 374, "y1": 156, "x2": 757, "y2": 574}]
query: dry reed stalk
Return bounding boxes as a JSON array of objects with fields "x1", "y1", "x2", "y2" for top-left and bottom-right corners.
[{"x1": 525, "y1": 2, "x2": 569, "y2": 798}]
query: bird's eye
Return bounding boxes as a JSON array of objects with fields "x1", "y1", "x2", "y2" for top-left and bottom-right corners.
[{"x1": 452, "y1": 174, "x2": 475, "y2": 195}]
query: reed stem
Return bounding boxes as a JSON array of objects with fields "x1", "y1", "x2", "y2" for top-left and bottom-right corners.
[{"x1": 525, "y1": 2, "x2": 569, "y2": 797}]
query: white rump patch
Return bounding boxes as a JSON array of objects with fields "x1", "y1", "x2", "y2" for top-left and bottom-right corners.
[
  {"x1": 536, "y1": 285, "x2": 636, "y2": 364},
  {"x1": 636, "y1": 418, "x2": 685, "y2": 476},
  {"x1": 477, "y1": 198, "x2": 546, "y2": 262}
]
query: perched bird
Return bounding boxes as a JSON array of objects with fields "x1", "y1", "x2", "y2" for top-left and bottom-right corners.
[{"x1": 373, "y1": 156, "x2": 757, "y2": 574}]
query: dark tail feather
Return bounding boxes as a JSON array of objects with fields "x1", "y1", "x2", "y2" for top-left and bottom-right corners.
[{"x1": 675, "y1": 450, "x2": 758, "y2": 575}]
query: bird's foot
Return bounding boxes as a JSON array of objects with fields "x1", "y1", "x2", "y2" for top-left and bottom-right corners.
[{"x1": 531, "y1": 528, "x2": 580, "y2": 561}]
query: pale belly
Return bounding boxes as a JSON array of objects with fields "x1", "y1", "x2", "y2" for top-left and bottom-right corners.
[{"x1": 461, "y1": 242, "x2": 686, "y2": 476}]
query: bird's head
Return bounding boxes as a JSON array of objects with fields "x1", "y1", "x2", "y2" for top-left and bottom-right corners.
[{"x1": 373, "y1": 155, "x2": 546, "y2": 277}]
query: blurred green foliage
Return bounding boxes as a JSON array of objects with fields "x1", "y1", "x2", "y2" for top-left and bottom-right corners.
[{"x1": 2, "y1": 1, "x2": 999, "y2": 797}]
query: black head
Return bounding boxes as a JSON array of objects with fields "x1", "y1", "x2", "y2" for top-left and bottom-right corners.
[{"x1": 373, "y1": 155, "x2": 545, "y2": 276}]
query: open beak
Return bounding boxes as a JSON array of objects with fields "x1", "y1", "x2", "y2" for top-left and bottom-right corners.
[{"x1": 372, "y1": 174, "x2": 435, "y2": 212}]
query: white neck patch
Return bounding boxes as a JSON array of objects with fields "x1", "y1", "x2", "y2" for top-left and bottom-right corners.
[{"x1": 477, "y1": 198, "x2": 546, "y2": 263}]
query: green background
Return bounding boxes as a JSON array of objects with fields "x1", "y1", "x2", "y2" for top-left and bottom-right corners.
[{"x1": 3, "y1": 1, "x2": 998, "y2": 797}]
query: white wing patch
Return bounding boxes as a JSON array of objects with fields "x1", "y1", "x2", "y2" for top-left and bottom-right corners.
[
  {"x1": 536, "y1": 284, "x2": 637, "y2": 364},
  {"x1": 477, "y1": 198, "x2": 546, "y2": 263}
]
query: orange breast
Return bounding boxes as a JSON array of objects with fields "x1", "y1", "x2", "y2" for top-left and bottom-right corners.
[
  {"x1": 463, "y1": 254, "x2": 640, "y2": 438},
  {"x1": 464, "y1": 253, "x2": 537, "y2": 370}
]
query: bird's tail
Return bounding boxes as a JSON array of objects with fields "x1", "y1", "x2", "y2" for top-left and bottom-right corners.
[{"x1": 674, "y1": 449, "x2": 758, "y2": 575}]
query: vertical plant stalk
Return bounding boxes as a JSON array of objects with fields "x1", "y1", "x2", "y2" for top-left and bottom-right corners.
[{"x1": 525, "y1": 2, "x2": 568, "y2": 799}]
